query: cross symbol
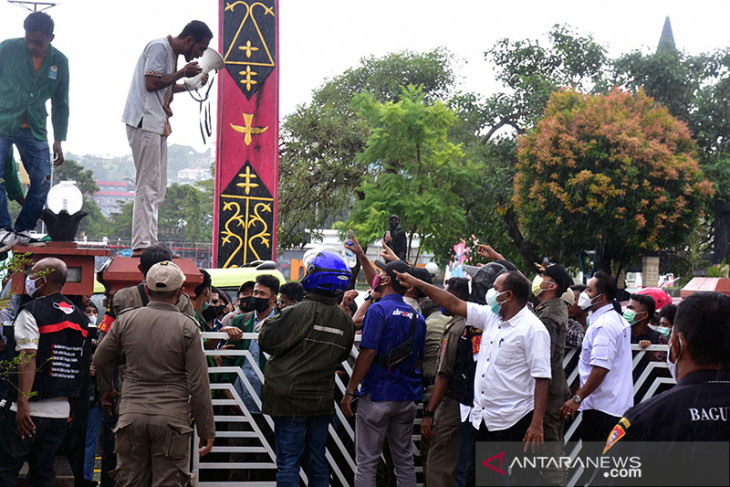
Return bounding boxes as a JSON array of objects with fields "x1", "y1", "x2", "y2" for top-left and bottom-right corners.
[
  {"x1": 229, "y1": 113, "x2": 269, "y2": 146},
  {"x1": 239, "y1": 40, "x2": 259, "y2": 58},
  {"x1": 236, "y1": 166, "x2": 259, "y2": 195},
  {"x1": 238, "y1": 65, "x2": 258, "y2": 91}
]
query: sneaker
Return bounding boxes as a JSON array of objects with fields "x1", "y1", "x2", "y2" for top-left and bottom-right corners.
[
  {"x1": 0, "y1": 229, "x2": 16, "y2": 252},
  {"x1": 14, "y1": 230, "x2": 46, "y2": 247}
]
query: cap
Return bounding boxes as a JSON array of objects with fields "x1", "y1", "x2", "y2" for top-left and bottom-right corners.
[
  {"x1": 409, "y1": 266, "x2": 433, "y2": 285},
  {"x1": 374, "y1": 259, "x2": 410, "y2": 280},
  {"x1": 536, "y1": 262, "x2": 572, "y2": 293},
  {"x1": 635, "y1": 287, "x2": 672, "y2": 310},
  {"x1": 146, "y1": 261, "x2": 186, "y2": 292}
]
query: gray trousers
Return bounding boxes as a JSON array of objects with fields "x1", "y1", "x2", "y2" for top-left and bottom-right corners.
[
  {"x1": 127, "y1": 125, "x2": 167, "y2": 251},
  {"x1": 355, "y1": 393, "x2": 416, "y2": 487}
]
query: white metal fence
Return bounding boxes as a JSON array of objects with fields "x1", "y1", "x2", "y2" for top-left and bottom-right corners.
[{"x1": 193, "y1": 332, "x2": 672, "y2": 486}]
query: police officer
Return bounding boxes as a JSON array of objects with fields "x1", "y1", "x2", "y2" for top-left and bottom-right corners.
[
  {"x1": 93, "y1": 261, "x2": 215, "y2": 486},
  {"x1": 602, "y1": 291, "x2": 730, "y2": 485}
]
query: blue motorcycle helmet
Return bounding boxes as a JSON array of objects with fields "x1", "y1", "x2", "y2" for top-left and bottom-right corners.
[{"x1": 301, "y1": 248, "x2": 352, "y2": 295}]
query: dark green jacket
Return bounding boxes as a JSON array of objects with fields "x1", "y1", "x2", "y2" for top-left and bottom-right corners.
[
  {"x1": 0, "y1": 38, "x2": 69, "y2": 141},
  {"x1": 535, "y1": 297, "x2": 570, "y2": 402},
  {"x1": 218, "y1": 311, "x2": 268, "y2": 384},
  {"x1": 259, "y1": 293, "x2": 355, "y2": 416},
  {"x1": 3, "y1": 151, "x2": 23, "y2": 202}
]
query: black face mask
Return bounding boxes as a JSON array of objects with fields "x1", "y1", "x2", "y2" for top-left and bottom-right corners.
[
  {"x1": 252, "y1": 296, "x2": 272, "y2": 314},
  {"x1": 239, "y1": 296, "x2": 255, "y2": 312},
  {"x1": 203, "y1": 305, "x2": 225, "y2": 322}
]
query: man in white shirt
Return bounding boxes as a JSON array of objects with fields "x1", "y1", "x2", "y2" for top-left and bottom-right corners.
[
  {"x1": 395, "y1": 270, "x2": 551, "y2": 481},
  {"x1": 559, "y1": 271, "x2": 633, "y2": 451}
]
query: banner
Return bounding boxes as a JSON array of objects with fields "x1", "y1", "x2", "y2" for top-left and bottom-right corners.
[{"x1": 214, "y1": 0, "x2": 278, "y2": 267}]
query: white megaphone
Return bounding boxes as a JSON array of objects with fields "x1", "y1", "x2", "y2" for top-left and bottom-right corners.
[{"x1": 184, "y1": 48, "x2": 225, "y2": 91}]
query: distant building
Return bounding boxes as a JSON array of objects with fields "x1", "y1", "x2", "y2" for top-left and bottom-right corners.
[
  {"x1": 178, "y1": 166, "x2": 210, "y2": 184},
  {"x1": 94, "y1": 181, "x2": 135, "y2": 217}
]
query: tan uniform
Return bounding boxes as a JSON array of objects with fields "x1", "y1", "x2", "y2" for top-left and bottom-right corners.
[
  {"x1": 425, "y1": 315, "x2": 466, "y2": 487},
  {"x1": 93, "y1": 301, "x2": 215, "y2": 487},
  {"x1": 97, "y1": 284, "x2": 194, "y2": 394}
]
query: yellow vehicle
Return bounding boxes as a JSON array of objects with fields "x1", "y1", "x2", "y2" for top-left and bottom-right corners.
[{"x1": 206, "y1": 261, "x2": 286, "y2": 298}]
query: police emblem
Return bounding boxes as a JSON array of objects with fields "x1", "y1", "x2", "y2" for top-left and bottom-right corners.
[{"x1": 602, "y1": 422, "x2": 627, "y2": 454}]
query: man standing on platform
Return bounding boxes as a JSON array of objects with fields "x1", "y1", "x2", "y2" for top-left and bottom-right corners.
[
  {"x1": 0, "y1": 11, "x2": 68, "y2": 250},
  {"x1": 122, "y1": 21, "x2": 213, "y2": 256}
]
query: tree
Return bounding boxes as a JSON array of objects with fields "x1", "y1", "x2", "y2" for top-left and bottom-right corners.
[
  {"x1": 278, "y1": 48, "x2": 457, "y2": 251},
  {"x1": 52, "y1": 159, "x2": 107, "y2": 238},
  {"x1": 513, "y1": 88, "x2": 714, "y2": 275},
  {"x1": 340, "y1": 85, "x2": 469, "y2": 263}
]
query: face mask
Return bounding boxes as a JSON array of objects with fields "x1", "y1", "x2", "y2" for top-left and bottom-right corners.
[
  {"x1": 666, "y1": 334, "x2": 682, "y2": 382},
  {"x1": 657, "y1": 326, "x2": 671, "y2": 339},
  {"x1": 252, "y1": 297, "x2": 271, "y2": 314},
  {"x1": 239, "y1": 296, "x2": 255, "y2": 312},
  {"x1": 25, "y1": 276, "x2": 42, "y2": 297},
  {"x1": 439, "y1": 306, "x2": 451, "y2": 316},
  {"x1": 202, "y1": 305, "x2": 223, "y2": 322},
  {"x1": 531, "y1": 275, "x2": 544, "y2": 297},
  {"x1": 372, "y1": 274, "x2": 387, "y2": 291},
  {"x1": 88, "y1": 315, "x2": 98, "y2": 327},
  {"x1": 622, "y1": 309, "x2": 638, "y2": 325},
  {"x1": 578, "y1": 291, "x2": 599, "y2": 310},
  {"x1": 485, "y1": 288, "x2": 507, "y2": 315}
]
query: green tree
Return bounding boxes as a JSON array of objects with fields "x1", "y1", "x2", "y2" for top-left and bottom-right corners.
[
  {"x1": 513, "y1": 88, "x2": 714, "y2": 275},
  {"x1": 341, "y1": 85, "x2": 469, "y2": 263},
  {"x1": 278, "y1": 48, "x2": 457, "y2": 251}
]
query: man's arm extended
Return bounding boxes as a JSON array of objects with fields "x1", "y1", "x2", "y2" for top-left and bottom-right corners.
[{"x1": 394, "y1": 270, "x2": 468, "y2": 317}]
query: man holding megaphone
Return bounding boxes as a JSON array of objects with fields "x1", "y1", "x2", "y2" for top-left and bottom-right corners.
[{"x1": 122, "y1": 20, "x2": 214, "y2": 257}]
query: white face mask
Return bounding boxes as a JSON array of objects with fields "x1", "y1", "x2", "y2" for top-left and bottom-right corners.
[
  {"x1": 25, "y1": 275, "x2": 42, "y2": 298},
  {"x1": 88, "y1": 315, "x2": 98, "y2": 327},
  {"x1": 666, "y1": 333, "x2": 682, "y2": 382},
  {"x1": 578, "y1": 291, "x2": 594, "y2": 310}
]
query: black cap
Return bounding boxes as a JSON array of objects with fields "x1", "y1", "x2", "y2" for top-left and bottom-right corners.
[
  {"x1": 409, "y1": 266, "x2": 433, "y2": 285},
  {"x1": 375, "y1": 259, "x2": 410, "y2": 280},
  {"x1": 536, "y1": 262, "x2": 572, "y2": 294}
]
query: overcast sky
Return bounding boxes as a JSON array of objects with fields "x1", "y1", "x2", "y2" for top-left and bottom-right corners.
[{"x1": 1, "y1": 0, "x2": 729, "y2": 157}]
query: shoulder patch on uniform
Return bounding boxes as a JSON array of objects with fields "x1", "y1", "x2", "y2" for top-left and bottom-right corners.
[
  {"x1": 98, "y1": 313, "x2": 115, "y2": 333},
  {"x1": 603, "y1": 423, "x2": 627, "y2": 454}
]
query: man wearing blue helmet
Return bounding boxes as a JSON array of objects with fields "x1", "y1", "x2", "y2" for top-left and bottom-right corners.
[{"x1": 259, "y1": 250, "x2": 355, "y2": 487}]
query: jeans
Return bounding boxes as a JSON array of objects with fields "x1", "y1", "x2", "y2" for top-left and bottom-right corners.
[
  {"x1": 84, "y1": 405, "x2": 103, "y2": 480},
  {"x1": 0, "y1": 130, "x2": 51, "y2": 232},
  {"x1": 272, "y1": 415, "x2": 332, "y2": 487},
  {"x1": 0, "y1": 409, "x2": 68, "y2": 487}
]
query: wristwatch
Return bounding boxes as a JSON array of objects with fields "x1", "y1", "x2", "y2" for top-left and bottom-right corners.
[
  {"x1": 573, "y1": 394, "x2": 582, "y2": 404},
  {"x1": 423, "y1": 405, "x2": 435, "y2": 418}
]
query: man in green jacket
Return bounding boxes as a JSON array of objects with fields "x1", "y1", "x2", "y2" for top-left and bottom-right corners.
[
  {"x1": 259, "y1": 250, "x2": 355, "y2": 487},
  {"x1": 0, "y1": 11, "x2": 69, "y2": 250}
]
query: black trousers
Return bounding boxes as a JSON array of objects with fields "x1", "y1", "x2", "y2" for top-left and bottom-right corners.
[
  {"x1": 0, "y1": 409, "x2": 68, "y2": 487},
  {"x1": 475, "y1": 411, "x2": 536, "y2": 486}
]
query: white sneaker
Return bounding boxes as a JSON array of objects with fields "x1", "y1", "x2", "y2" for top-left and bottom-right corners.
[
  {"x1": 0, "y1": 229, "x2": 17, "y2": 252},
  {"x1": 14, "y1": 230, "x2": 45, "y2": 247}
]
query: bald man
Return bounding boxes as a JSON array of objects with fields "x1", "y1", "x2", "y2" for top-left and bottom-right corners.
[{"x1": 0, "y1": 257, "x2": 90, "y2": 486}]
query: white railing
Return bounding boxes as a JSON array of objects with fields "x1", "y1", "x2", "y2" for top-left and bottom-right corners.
[{"x1": 194, "y1": 332, "x2": 671, "y2": 486}]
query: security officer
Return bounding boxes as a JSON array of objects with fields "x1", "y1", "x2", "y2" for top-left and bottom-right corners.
[
  {"x1": 602, "y1": 291, "x2": 730, "y2": 486},
  {"x1": 532, "y1": 262, "x2": 572, "y2": 486},
  {"x1": 0, "y1": 257, "x2": 89, "y2": 486},
  {"x1": 95, "y1": 244, "x2": 194, "y2": 486},
  {"x1": 93, "y1": 261, "x2": 215, "y2": 486}
]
